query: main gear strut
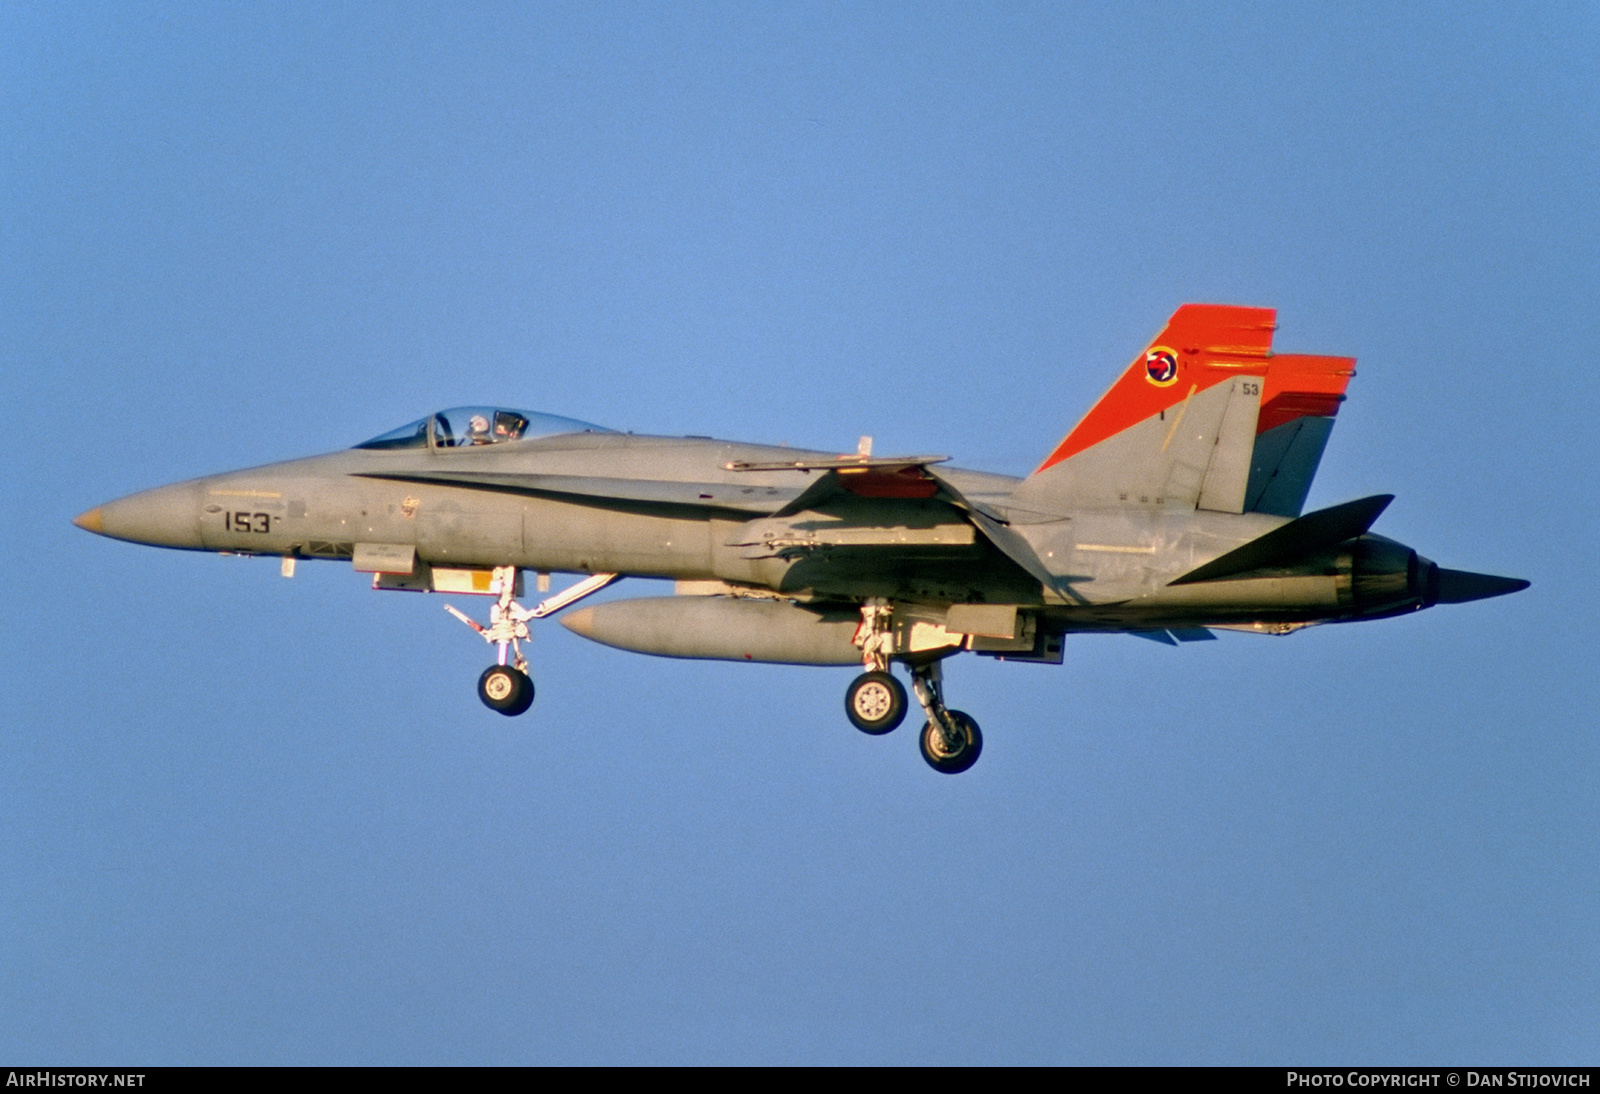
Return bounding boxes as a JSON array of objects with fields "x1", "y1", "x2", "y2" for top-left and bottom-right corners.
[
  {"x1": 908, "y1": 660, "x2": 982, "y2": 774},
  {"x1": 845, "y1": 599, "x2": 909, "y2": 734}
]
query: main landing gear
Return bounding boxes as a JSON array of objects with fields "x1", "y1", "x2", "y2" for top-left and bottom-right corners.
[
  {"x1": 910, "y1": 661, "x2": 982, "y2": 776},
  {"x1": 845, "y1": 671, "x2": 907, "y2": 734},
  {"x1": 846, "y1": 599, "x2": 910, "y2": 734},
  {"x1": 847, "y1": 600, "x2": 983, "y2": 774},
  {"x1": 446, "y1": 567, "x2": 617, "y2": 716}
]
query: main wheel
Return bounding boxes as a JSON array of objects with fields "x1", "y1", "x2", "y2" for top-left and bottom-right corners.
[
  {"x1": 919, "y1": 710, "x2": 982, "y2": 774},
  {"x1": 478, "y1": 664, "x2": 534, "y2": 716},
  {"x1": 845, "y1": 671, "x2": 908, "y2": 735}
]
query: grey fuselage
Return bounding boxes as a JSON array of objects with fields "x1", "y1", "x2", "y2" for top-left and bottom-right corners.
[{"x1": 79, "y1": 428, "x2": 1454, "y2": 637}]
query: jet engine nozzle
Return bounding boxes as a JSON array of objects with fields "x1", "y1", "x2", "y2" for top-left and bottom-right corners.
[
  {"x1": 1347, "y1": 534, "x2": 1426, "y2": 613},
  {"x1": 1345, "y1": 534, "x2": 1528, "y2": 616}
]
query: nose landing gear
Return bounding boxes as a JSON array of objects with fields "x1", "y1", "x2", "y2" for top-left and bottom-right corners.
[{"x1": 446, "y1": 567, "x2": 618, "y2": 716}]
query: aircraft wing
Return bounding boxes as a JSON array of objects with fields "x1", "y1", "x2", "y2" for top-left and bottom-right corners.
[
  {"x1": 724, "y1": 454, "x2": 951, "y2": 472},
  {"x1": 726, "y1": 457, "x2": 1072, "y2": 600},
  {"x1": 726, "y1": 455, "x2": 952, "y2": 514},
  {"x1": 924, "y1": 469, "x2": 1075, "y2": 600}
]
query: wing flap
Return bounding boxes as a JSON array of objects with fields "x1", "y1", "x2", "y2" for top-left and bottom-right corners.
[{"x1": 725, "y1": 454, "x2": 950, "y2": 472}]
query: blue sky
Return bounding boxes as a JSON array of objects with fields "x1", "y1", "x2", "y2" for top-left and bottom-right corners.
[{"x1": 3, "y1": 1, "x2": 1594, "y2": 1064}]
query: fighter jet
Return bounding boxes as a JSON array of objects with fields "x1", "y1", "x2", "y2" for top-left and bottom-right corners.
[{"x1": 74, "y1": 304, "x2": 1527, "y2": 773}]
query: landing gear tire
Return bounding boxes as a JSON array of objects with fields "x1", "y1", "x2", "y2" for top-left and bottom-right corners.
[
  {"x1": 919, "y1": 710, "x2": 982, "y2": 774},
  {"x1": 845, "y1": 671, "x2": 907, "y2": 735},
  {"x1": 478, "y1": 664, "x2": 534, "y2": 716}
]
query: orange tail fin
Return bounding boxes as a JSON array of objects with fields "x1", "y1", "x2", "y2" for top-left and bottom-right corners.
[
  {"x1": 1011, "y1": 305, "x2": 1355, "y2": 516},
  {"x1": 1032, "y1": 304, "x2": 1277, "y2": 475}
]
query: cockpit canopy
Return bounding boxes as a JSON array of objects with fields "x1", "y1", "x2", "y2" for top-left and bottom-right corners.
[{"x1": 355, "y1": 407, "x2": 614, "y2": 451}]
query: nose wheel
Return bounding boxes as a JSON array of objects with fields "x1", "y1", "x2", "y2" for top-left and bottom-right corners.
[
  {"x1": 445, "y1": 567, "x2": 620, "y2": 717},
  {"x1": 479, "y1": 664, "x2": 534, "y2": 716}
]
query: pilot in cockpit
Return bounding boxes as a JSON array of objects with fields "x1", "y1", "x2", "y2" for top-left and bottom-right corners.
[
  {"x1": 495, "y1": 413, "x2": 528, "y2": 441},
  {"x1": 468, "y1": 414, "x2": 493, "y2": 445}
]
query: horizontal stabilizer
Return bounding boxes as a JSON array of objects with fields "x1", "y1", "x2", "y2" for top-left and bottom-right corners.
[
  {"x1": 1170, "y1": 494, "x2": 1394, "y2": 585},
  {"x1": 1432, "y1": 568, "x2": 1530, "y2": 604}
]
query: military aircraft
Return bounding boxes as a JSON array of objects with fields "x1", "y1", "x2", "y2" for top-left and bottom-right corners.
[{"x1": 75, "y1": 304, "x2": 1527, "y2": 773}]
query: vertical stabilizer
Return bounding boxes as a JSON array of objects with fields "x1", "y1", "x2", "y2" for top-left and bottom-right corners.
[
  {"x1": 1010, "y1": 304, "x2": 1277, "y2": 513},
  {"x1": 1008, "y1": 306, "x2": 1356, "y2": 518},
  {"x1": 1243, "y1": 354, "x2": 1356, "y2": 516},
  {"x1": 1196, "y1": 375, "x2": 1263, "y2": 513}
]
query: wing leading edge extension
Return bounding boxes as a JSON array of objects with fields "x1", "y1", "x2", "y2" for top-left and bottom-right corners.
[{"x1": 356, "y1": 469, "x2": 802, "y2": 517}]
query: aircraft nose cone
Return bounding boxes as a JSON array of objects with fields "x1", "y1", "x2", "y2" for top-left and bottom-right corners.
[{"x1": 74, "y1": 482, "x2": 204, "y2": 549}]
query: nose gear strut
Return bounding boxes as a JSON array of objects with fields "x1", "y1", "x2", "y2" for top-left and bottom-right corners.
[{"x1": 445, "y1": 567, "x2": 619, "y2": 715}]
